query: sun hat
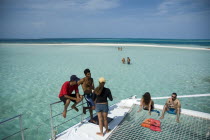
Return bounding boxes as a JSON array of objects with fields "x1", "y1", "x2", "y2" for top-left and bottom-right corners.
[
  {"x1": 99, "y1": 77, "x2": 106, "y2": 83},
  {"x1": 70, "y1": 75, "x2": 80, "y2": 82}
]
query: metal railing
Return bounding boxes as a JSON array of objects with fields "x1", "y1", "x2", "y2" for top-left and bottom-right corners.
[
  {"x1": 50, "y1": 99, "x2": 86, "y2": 140},
  {"x1": 49, "y1": 95, "x2": 133, "y2": 140},
  {"x1": 0, "y1": 114, "x2": 26, "y2": 140}
]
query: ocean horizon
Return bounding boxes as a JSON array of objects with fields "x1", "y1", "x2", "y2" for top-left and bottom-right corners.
[{"x1": 0, "y1": 38, "x2": 210, "y2": 46}]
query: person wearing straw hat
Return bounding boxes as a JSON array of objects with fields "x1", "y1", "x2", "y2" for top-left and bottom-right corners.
[
  {"x1": 58, "y1": 75, "x2": 83, "y2": 118},
  {"x1": 93, "y1": 77, "x2": 113, "y2": 136}
]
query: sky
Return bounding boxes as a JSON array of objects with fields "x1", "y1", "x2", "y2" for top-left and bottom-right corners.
[{"x1": 0, "y1": 0, "x2": 210, "y2": 39}]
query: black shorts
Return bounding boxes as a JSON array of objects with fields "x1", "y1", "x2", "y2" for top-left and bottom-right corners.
[{"x1": 60, "y1": 94, "x2": 76, "y2": 105}]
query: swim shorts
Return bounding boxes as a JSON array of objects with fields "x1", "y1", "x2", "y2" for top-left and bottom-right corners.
[
  {"x1": 60, "y1": 94, "x2": 76, "y2": 105},
  {"x1": 84, "y1": 93, "x2": 95, "y2": 107},
  {"x1": 167, "y1": 108, "x2": 176, "y2": 114}
]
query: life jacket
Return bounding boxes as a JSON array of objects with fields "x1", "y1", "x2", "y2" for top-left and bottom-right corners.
[{"x1": 141, "y1": 118, "x2": 161, "y2": 132}]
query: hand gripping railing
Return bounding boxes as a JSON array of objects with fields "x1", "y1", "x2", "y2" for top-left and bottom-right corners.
[
  {"x1": 0, "y1": 114, "x2": 26, "y2": 140},
  {"x1": 50, "y1": 99, "x2": 86, "y2": 140}
]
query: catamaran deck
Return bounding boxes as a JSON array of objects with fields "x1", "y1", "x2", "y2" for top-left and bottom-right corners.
[{"x1": 54, "y1": 95, "x2": 210, "y2": 140}]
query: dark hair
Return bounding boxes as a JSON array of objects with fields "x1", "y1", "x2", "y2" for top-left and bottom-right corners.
[
  {"x1": 84, "y1": 69, "x2": 90, "y2": 75},
  {"x1": 172, "y1": 93, "x2": 177, "y2": 96},
  {"x1": 143, "y1": 92, "x2": 151, "y2": 105}
]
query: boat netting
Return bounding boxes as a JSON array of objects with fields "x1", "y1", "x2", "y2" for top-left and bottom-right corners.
[{"x1": 107, "y1": 104, "x2": 210, "y2": 140}]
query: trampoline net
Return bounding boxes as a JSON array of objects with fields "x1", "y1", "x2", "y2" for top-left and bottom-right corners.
[{"x1": 107, "y1": 104, "x2": 210, "y2": 140}]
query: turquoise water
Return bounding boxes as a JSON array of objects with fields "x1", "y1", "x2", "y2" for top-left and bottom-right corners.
[{"x1": 0, "y1": 39, "x2": 210, "y2": 139}]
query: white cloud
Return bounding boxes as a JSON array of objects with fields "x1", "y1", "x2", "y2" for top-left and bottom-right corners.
[
  {"x1": 32, "y1": 0, "x2": 120, "y2": 11},
  {"x1": 83, "y1": 0, "x2": 120, "y2": 11},
  {"x1": 0, "y1": 0, "x2": 120, "y2": 12},
  {"x1": 157, "y1": 0, "x2": 210, "y2": 16}
]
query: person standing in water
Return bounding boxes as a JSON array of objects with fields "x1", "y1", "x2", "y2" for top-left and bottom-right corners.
[
  {"x1": 122, "y1": 58, "x2": 125, "y2": 64},
  {"x1": 93, "y1": 77, "x2": 113, "y2": 136},
  {"x1": 127, "y1": 57, "x2": 131, "y2": 64},
  {"x1": 77, "y1": 69, "x2": 95, "y2": 123},
  {"x1": 160, "y1": 93, "x2": 181, "y2": 122}
]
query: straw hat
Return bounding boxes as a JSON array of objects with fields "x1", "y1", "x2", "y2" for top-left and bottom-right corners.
[{"x1": 99, "y1": 77, "x2": 106, "y2": 83}]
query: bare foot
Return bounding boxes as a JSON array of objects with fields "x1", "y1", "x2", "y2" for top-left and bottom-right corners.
[
  {"x1": 176, "y1": 119, "x2": 180, "y2": 123},
  {"x1": 159, "y1": 116, "x2": 164, "y2": 119},
  {"x1": 90, "y1": 119, "x2": 96, "y2": 123},
  {"x1": 106, "y1": 129, "x2": 111, "y2": 133},
  {"x1": 71, "y1": 106, "x2": 79, "y2": 112},
  {"x1": 62, "y1": 111, "x2": 67, "y2": 118},
  {"x1": 137, "y1": 109, "x2": 142, "y2": 112},
  {"x1": 96, "y1": 132, "x2": 103, "y2": 136}
]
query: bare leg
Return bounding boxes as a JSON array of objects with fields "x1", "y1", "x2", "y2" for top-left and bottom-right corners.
[
  {"x1": 102, "y1": 112, "x2": 111, "y2": 133},
  {"x1": 72, "y1": 96, "x2": 83, "y2": 112},
  {"x1": 63, "y1": 99, "x2": 71, "y2": 118},
  {"x1": 83, "y1": 106, "x2": 91, "y2": 114},
  {"x1": 71, "y1": 102, "x2": 79, "y2": 112},
  {"x1": 176, "y1": 108, "x2": 181, "y2": 123},
  {"x1": 89, "y1": 108, "x2": 96, "y2": 123},
  {"x1": 96, "y1": 112, "x2": 104, "y2": 136},
  {"x1": 160, "y1": 105, "x2": 168, "y2": 119}
]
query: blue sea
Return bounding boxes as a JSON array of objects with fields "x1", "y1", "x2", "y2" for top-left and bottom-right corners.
[{"x1": 0, "y1": 38, "x2": 210, "y2": 140}]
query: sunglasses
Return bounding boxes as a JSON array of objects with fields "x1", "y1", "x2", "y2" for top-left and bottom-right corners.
[{"x1": 171, "y1": 96, "x2": 176, "y2": 98}]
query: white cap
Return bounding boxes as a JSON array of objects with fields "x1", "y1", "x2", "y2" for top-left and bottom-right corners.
[{"x1": 99, "y1": 77, "x2": 106, "y2": 83}]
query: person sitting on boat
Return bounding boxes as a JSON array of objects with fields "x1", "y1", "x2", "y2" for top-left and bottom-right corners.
[
  {"x1": 122, "y1": 58, "x2": 125, "y2": 64},
  {"x1": 138, "y1": 92, "x2": 154, "y2": 115},
  {"x1": 77, "y1": 69, "x2": 95, "y2": 123},
  {"x1": 127, "y1": 57, "x2": 131, "y2": 64},
  {"x1": 160, "y1": 93, "x2": 181, "y2": 122},
  {"x1": 58, "y1": 75, "x2": 83, "y2": 118},
  {"x1": 93, "y1": 77, "x2": 113, "y2": 136}
]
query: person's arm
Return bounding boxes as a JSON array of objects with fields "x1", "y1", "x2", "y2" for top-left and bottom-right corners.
[
  {"x1": 138, "y1": 98, "x2": 143, "y2": 112},
  {"x1": 177, "y1": 100, "x2": 181, "y2": 108},
  {"x1": 92, "y1": 79, "x2": 95, "y2": 92},
  {"x1": 148, "y1": 100, "x2": 153, "y2": 115},
  {"x1": 77, "y1": 78, "x2": 84, "y2": 86},
  {"x1": 92, "y1": 81, "x2": 95, "y2": 89},
  {"x1": 107, "y1": 89, "x2": 113, "y2": 101},
  {"x1": 74, "y1": 85, "x2": 81, "y2": 99},
  {"x1": 165, "y1": 98, "x2": 170, "y2": 106},
  {"x1": 92, "y1": 92, "x2": 97, "y2": 103},
  {"x1": 64, "y1": 94, "x2": 77, "y2": 100}
]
